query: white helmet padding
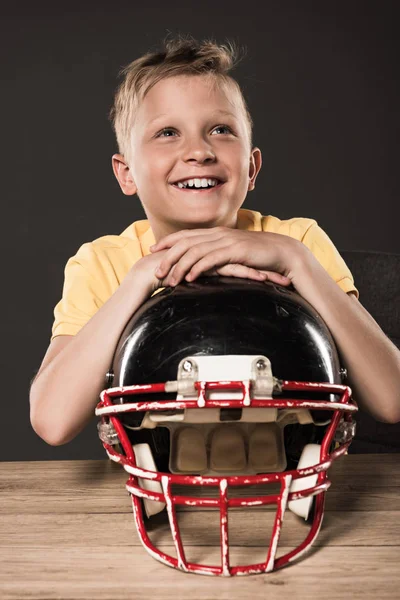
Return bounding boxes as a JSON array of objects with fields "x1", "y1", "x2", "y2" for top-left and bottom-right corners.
[
  {"x1": 133, "y1": 443, "x2": 166, "y2": 517},
  {"x1": 288, "y1": 443, "x2": 321, "y2": 519}
]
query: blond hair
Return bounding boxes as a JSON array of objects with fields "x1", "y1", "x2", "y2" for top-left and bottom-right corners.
[{"x1": 109, "y1": 34, "x2": 254, "y2": 161}]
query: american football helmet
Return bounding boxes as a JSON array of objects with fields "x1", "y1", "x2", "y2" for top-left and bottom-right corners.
[{"x1": 96, "y1": 276, "x2": 357, "y2": 576}]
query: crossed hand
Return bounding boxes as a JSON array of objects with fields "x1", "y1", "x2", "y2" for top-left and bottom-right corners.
[{"x1": 150, "y1": 226, "x2": 299, "y2": 288}]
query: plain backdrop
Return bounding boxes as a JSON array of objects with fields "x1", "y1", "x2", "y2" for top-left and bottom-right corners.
[{"x1": 2, "y1": 0, "x2": 399, "y2": 460}]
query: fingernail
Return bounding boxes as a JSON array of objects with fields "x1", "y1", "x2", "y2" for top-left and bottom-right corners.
[
  {"x1": 150, "y1": 245, "x2": 156, "y2": 251},
  {"x1": 155, "y1": 266, "x2": 162, "y2": 275}
]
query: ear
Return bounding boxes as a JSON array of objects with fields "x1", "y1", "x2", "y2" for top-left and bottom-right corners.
[
  {"x1": 248, "y1": 147, "x2": 262, "y2": 191},
  {"x1": 111, "y1": 154, "x2": 138, "y2": 195}
]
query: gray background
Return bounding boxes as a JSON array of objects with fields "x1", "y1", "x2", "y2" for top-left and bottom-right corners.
[{"x1": 2, "y1": 0, "x2": 398, "y2": 460}]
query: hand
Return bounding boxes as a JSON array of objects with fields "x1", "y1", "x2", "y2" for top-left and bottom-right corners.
[
  {"x1": 149, "y1": 227, "x2": 302, "y2": 287},
  {"x1": 130, "y1": 249, "x2": 176, "y2": 295}
]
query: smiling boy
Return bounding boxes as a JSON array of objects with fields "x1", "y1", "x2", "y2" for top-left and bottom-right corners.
[{"x1": 30, "y1": 35, "x2": 400, "y2": 447}]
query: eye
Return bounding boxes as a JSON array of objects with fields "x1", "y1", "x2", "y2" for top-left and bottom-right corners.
[
  {"x1": 156, "y1": 128, "x2": 177, "y2": 138},
  {"x1": 211, "y1": 124, "x2": 233, "y2": 135},
  {"x1": 155, "y1": 124, "x2": 234, "y2": 138}
]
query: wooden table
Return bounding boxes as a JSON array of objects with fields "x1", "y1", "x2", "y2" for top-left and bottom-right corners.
[{"x1": 1, "y1": 455, "x2": 399, "y2": 599}]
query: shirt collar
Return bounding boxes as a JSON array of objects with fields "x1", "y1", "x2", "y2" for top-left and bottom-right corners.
[{"x1": 120, "y1": 208, "x2": 262, "y2": 257}]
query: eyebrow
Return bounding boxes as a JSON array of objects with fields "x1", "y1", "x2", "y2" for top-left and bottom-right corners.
[{"x1": 147, "y1": 109, "x2": 237, "y2": 126}]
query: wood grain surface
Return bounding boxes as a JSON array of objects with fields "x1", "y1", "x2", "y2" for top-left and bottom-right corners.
[{"x1": 1, "y1": 455, "x2": 399, "y2": 599}]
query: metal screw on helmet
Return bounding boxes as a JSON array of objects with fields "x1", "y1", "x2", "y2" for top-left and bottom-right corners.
[
  {"x1": 105, "y1": 370, "x2": 114, "y2": 386},
  {"x1": 183, "y1": 360, "x2": 193, "y2": 373},
  {"x1": 339, "y1": 367, "x2": 347, "y2": 381},
  {"x1": 256, "y1": 359, "x2": 267, "y2": 371}
]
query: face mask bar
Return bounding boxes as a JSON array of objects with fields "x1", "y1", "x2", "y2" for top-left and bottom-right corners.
[{"x1": 96, "y1": 379, "x2": 357, "y2": 575}]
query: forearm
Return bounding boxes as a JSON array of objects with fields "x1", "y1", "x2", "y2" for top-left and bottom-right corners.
[
  {"x1": 291, "y1": 248, "x2": 400, "y2": 423},
  {"x1": 30, "y1": 270, "x2": 151, "y2": 445}
]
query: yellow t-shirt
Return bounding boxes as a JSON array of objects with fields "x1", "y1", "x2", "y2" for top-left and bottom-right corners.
[{"x1": 51, "y1": 208, "x2": 359, "y2": 341}]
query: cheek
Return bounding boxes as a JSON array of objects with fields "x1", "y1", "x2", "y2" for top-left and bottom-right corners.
[
  {"x1": 233, "y1": 158, "x2": 252, "y2": 185},
  {"x1": 227, "y1": 146, "x2": 250, "y2": 175},
  {"x1": 142, "y1": 151, "x2": 173, "y2": 184}
]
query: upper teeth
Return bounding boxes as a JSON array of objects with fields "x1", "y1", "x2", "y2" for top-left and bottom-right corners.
[{"x1": 176, "y1": 178, "x2": 219, "y2": 189}]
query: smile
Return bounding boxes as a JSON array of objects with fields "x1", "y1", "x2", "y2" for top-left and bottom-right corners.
[{"x1": 171, "y1": 182, "x2": 225, "y2": 193}]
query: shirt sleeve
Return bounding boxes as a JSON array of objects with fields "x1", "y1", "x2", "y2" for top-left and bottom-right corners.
[
  {"x1": 301, "y1": 221, "x2": 359, "y2": 299},
  {"x1": 51, "y1": 243, "x2": 106, "y2": 341}
]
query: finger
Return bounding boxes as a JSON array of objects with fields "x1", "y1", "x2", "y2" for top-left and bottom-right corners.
[
  {"x1": 150, "y1": 227, "x2": 224, "y2": 252},
  {"x1": 150, "y1": 231, "x2": 190, "y2": 252},
  {"x1": 154, "y1": 233, "x2": 228, "y2": 278},
  {"x1": 183, "y1": 248, "x2": 264, "y2": 283},
  {"x1": 189, "y1": 263, "x2": 268, "y2": 282},
  {"x1": 186, "y1": 262, "x2": 291, "y2": 285},
  {"x1": 215, "y1": 264, "x2": 269, "y2": 281},
  {"x1": 188, "y1": 265, "x2": 291, "y2": 286},
  {"x1": 258, "y1": 270, "x2": 292, "y2": 286},
  {"x1": 178, "y1": 265, "x2": 265, "y2": 283},
  {"x1": 157, "y1": 238, "x2": 232, "y2": 283}
]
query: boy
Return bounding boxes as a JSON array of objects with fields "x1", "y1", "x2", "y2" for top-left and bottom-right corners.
[{"x1": 30, "y1": 35, "x2": 400, "y2": 447}]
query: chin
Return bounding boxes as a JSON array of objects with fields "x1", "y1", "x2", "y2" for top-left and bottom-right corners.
[
  {"x1": 173, "y1": 214, "x2": 226, "y2": 230},
  {"x1": 177, "y1": 206, "x2": 234, "y2": 226}
]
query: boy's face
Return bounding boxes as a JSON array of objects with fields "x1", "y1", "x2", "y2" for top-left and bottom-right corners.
[{"x1": 112, "y1": 75, "x2": 262, "y2": 240}]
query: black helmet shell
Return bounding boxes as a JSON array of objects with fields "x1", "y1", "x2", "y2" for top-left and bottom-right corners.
[{"x1": 111, "y1": 277, "x2": 341, "y2": 395}]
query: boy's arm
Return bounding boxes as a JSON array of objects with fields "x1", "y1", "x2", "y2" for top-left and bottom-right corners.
[
  {"x1": 30, "y1": 261, "x2": 156, "y2": 446},
  {"x1": 291, "y1": 251, "x2": 400, "y2": 424}
]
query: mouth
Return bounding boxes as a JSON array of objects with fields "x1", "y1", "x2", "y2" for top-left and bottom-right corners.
[{"x1": 170, "y1": 181, "x2": 225, "y2": 194}]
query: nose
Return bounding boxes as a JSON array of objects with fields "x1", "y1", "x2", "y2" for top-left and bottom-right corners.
[{"x1": 182, "y1": 136, "x2": 216, "y2": 163}]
